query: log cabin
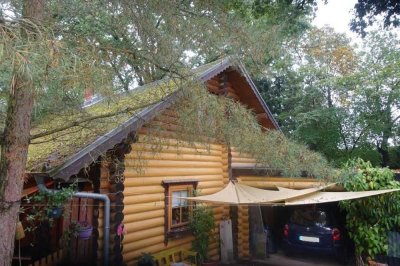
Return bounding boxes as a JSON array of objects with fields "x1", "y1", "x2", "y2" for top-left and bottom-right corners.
[{"x1": 22, "y1": 57, "x2": 322, "y2": 265}]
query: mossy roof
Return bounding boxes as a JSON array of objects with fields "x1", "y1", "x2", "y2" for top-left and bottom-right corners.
[{"x1": 27, "y1": 58, "x2": 233, "y2": 178}]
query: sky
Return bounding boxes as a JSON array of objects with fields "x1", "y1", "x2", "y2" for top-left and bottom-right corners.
[{"x1": 312, "y1": 0, "x2": 360, "y2": 42}]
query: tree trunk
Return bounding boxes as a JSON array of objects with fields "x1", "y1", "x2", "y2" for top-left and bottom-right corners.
[
  {"x1": 378, "y1": 138, "x2": 390, "y2": 167},
  {"x1": 0, "y1": 1, "x2": 43, "y2": 265}
]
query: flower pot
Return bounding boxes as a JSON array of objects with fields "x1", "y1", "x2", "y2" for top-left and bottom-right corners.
[
  {"x1": 78, "y1": 226, "x2": 93, "y2": 240},
  {"x1": 47, "y1": 207, "x2": 63, "y2": 218}
]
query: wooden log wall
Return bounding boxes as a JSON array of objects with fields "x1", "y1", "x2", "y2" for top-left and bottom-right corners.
[
  {"x1": 97, "y1": 134, "x2": 134, "y2": 266},
  {"x1": 231, "y1": 147, "x2": 257, "y2": 169},
  {"x1": 121, "y1": 108, "x2": 228, "y2": 265},
  {"x1": 237, "y1": 176, "x2": 340, "y2": 190},
  {"x1": 207, "y1": 76, "x2": 241, "y2": 101},
  {"x1": 238, "y1": 206, "x2": 250, "y2": 258}
]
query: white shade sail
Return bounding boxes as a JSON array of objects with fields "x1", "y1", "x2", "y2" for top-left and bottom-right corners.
[
  {"x1": 182, "y1": 181, "x2": 336, "y2": 205},
  {"x1": 182, "y1": 181, "x2": 399, "y2": 206},
  {"x1": 278, "y1": 186, "x2": 400, "y2": 205}
]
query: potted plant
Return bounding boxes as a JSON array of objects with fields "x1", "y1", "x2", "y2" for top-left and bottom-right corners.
[
  {"x1": 137, "y1": 252, "x2": 155, "y2": 266},
  {"x1": 29, "y1": 185, "x2": 75, "y2": 219},
  {"x1": 69, "y1": 221, "x2": 93, "y2": 240},
  {"x1": 189, "y1": 204, "x2": 216, "y2": 265}
]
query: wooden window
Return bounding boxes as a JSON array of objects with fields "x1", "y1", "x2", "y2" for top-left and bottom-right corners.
[{"x1": 162, "y1": 180, "x2": 198, "y2": 243}]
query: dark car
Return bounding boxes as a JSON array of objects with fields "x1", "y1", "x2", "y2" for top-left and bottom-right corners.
[{"x1": 282, "y1": 207, "x2": 350, "y2": 263}]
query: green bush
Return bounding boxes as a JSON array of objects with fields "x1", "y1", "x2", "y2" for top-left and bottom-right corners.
[
  {"x1": 339, "y1": 158, "x2": 400, "y2": 261},
  {"x1": 189, "y1": 205, "x2": 215, "y2": 263}
]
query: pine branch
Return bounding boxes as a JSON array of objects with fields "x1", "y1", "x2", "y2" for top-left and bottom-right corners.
[{"x1": 29, "y1": 98, "x2": 164, "y2": 141}]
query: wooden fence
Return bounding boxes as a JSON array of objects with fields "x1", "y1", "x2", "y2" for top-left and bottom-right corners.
[{"x1": 25, "y1": 197, "x2": 95, "y2": 266}]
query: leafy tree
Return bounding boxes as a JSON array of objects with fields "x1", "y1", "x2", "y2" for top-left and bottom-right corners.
[
  {"x1": 350, "y1": 31, "x2": 400, "y2": 166},
  {"x1": 258, "y1": 27, "x2": 360, "y2": 164},
  {"x1": 259, "y1": 27, "x2": 400, "y2": 167},
  {"x1": 0, "y1": 0, "x2": 319, "y2": 263},
  {"x1": 351, "y1": 0, "x2": 400, "y2": 36},
  {"x1": 339, "y1": 159, "x2": 400, "y2": 265}
]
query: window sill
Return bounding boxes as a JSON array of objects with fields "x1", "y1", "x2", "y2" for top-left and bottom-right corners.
[{"x1": 167, "y1": 226, "x2": 192, "y2": 239}]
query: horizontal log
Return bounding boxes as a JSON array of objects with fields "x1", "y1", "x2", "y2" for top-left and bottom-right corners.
[
  {"x1": 123, "y1": 201, "x2": 164, "y2": 214},
  {"x1": 125, "y1": 159, "x2": 223, "y2": 169},
  {"x1": 208, "y1": 241, "x2": 219, "y2": 251},
  {"x1": 197, "y1": 180, "x2": 225, "y2": 189},
  {"x1": 210, "y1": 254, "x2": 220, "y2": 261},
  {"x1": 123, "y1": 226, "x2": 164, "y2": 243},
  {"x1": 125, "y1": 217, "x2": 164, "y2": 232},
  {"x1": 227, "y1": 86, "x2": 236, "y2": 94},
  {"x1": 231, "y1": 150, "x2": 254, "y2": 159},
  {"x1": 138, "y1": 128, "x2": 221, "y2": 144},
  {"x1": 123, "y1": 209, "x2": 164, "y2": 223},
  {"x1": 231, "y1": 157, "x2": 257, "y2": 163},
  {"x1": 138, "y1": 127, "x2": 179, "y2": 139},
  {"x1": 132, "y1": 143, "x2": 222, "y2": 156},
  {"x1": 239, "y1": 226, "x2": 249, "y2": 232},
  {"x1": 212, "y1": 206, "x2": 225, "y2": 214},
  {"x1": 208, "y1": 248, "x2": 219, "y2": 258},
  {"x1": 207, "y1": 84, "x2": 220, "y2": 94},
  {"x1": 124, "y1": 175, "x2": 223, "y2": 187},
  {"x1": 125, "y1": 167, "x2": 223, "y2": 177},
  {"x1": 146, "y1": 120, "x2": 179, "y2": 132},
  {"x1": 226, "y1": 92, "x2": 240, "y2": 100},
  {"x1": 126, "y1": 151, "x2": 223, "y2": 162},
  {"x1": 231, "y1": 163, "x2": 257, "y2": 169},
  {"x1": 124, "y1": 185, "x2": 164, "y2": 195},
  {"x1": 160, "y1": 109, "x2": 178, "y2": 118},
  {"x1": 207, "y1": 79, "x2": 221, "y2": 87},
  {"x1": 196, "y1": 187, "x2": 223, "y2": 196},
  {"x1": 123, "y1": 235, "x2": 164, "y2": 253},
  {"x1": 124, "y1": 193, "x2": 164, "y2": 205},
  {"x1": 136, "y1": 136, "x2": 223, "y2": 151}
]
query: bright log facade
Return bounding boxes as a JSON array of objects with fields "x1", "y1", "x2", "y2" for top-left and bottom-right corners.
[
  {"x1": 115, "y1": 70, "x2": 283, "y2": 264},
  {"x1": 32, "y1": 59, "x2": 290, "y2": 265},
  {"x1": 121, "y1": 107, "x2": 229, "y2": 265}
]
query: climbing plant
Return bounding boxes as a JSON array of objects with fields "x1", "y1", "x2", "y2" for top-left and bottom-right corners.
[{"x1": 339, "y1": 159, "x2": 400, "y2": 264}]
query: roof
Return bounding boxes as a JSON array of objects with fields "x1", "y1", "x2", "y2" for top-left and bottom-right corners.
[{"x1": 27, "y1": 57, "x2": 280, "y2": 180}]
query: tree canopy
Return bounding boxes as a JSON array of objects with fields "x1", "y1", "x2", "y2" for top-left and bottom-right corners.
[
  {"x1": 0, "y1": 0, "x2": 320, "y2": 263},
  {"x1": 351, "y1": 0, "x2": 400, "y2": 36}
]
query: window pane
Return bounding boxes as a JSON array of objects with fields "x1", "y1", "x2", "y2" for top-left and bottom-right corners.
[
  {"x1": 172, "y1": 191, "x2": 180, "y2": 207},
  {"x1": 180, "y1": 191, "x2": 188, "y2": 207},
  {"x1": 182, "y1": 206, "x2": 189, "y2": 223},
  {"x1": 172, "y1": 207, "x2": 181, "y2": 225}
]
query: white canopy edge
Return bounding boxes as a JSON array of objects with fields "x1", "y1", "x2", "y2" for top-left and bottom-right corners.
[
  {"x1": 182, "y1": 181, "x2": 399, "y2": 206},
  {"x1": 182, "y1": 181, "x2": 336, "y2": 205},
  {"x1": 281, "y1": 187, "x2": 400, "y2": 205}
]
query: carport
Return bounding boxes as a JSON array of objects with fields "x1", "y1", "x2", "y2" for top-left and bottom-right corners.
[{"x1": 183, "y1": 180, "x2": 399, "y2": 263}]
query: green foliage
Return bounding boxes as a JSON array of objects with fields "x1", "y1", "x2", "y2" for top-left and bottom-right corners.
[
  {"x1": 339, "y1": 159, "x2": 400, "y2": 260},
  {"x1": 137, "y1": 252, "x2": 155, "y2": 266},
  {"x1": 350, "y1": 0, "x2": 400, "y2": 36},
  {"x1": 62, "y1": 220, "x2": 91, "y2": 242},
  {"x1": 258, "y1": 27, "x2": 400, "y2": 168},
  {"x1": 189, "y1": 205, "x2": 215, "y2": 263},
  {"x1": 172, "y1": 83, "x2": 334, "y2": 178},
  {"x1": 24, "y1": 185, "x2": 76, "y2": 231}
]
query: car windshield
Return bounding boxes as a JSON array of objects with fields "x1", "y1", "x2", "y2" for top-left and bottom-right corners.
[{"x1": 290, "y1": 210, "x2": 329, "y2": 226}]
